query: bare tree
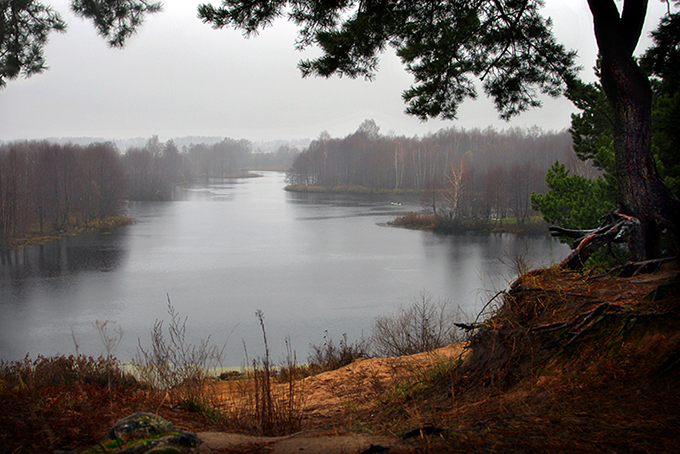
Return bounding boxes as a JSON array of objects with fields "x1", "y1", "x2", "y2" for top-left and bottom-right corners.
[{"x1": 444, "y1": 160, "x2": 466, "y2": 220}]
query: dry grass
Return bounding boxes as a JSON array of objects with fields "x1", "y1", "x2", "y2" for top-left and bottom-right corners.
[
  {"x1": 0, "y1": 355, "x2": 150, "y2": 454},
  {"x1": 383, "y1": 260, "x2": 680, "y2": 452},
  {"x1": 209, "y1": 343, "x2": 468, "y2": 437}
]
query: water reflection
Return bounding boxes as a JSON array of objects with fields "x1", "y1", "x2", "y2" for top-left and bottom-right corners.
[
  {"x1": 1, "y1": 233, "x2": 127, "y2": 280},
  {"x1": 0, "y1": 232, "x2": 130, "y2": 361},
  {"x1": 172, "y1": 177, "x2": 251, "y2": 202}
]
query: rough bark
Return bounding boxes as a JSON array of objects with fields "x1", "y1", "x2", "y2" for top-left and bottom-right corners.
[{"x1": 588, "y1": 0, "x2": 680, "y2": 260}]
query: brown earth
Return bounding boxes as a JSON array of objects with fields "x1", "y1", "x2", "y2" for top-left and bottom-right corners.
[{"x1": 187, "y1": 259, "x2": 680, "y2": 453}]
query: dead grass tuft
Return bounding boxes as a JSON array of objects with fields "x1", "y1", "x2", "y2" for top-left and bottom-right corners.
[{"x1": 0, "y1": 355, "x2": 149, "y2": 454}]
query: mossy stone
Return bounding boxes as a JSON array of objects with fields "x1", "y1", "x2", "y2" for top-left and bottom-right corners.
[{"x1": 79, "y1": 413, "x2": 200, "y2": 454}]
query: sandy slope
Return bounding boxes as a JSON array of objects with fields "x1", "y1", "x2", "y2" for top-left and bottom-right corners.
[{"x1": 199, "y1": 343, "x2": 467, "y2": 453}]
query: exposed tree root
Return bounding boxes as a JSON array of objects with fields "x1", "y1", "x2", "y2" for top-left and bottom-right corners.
[
  {"x1": 589, "y1": 256, "x2": 679, "y2": 279},
  {"x1": 530, "y1": 301, "x2": 670, "y2": 347}
]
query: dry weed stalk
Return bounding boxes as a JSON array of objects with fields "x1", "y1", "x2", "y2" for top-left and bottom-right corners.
[
  {"x1": 240, "y1": 310, "x2": 303, "y2": 436},
  {"x1": 93, "y1": 320, "x2": 124, "y2": 409},
  {"x1": 133, "y1": 296, "x2": 224, "y2": 407}
]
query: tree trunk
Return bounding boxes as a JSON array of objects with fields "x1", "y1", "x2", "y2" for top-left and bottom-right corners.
[{"x1": 588, "y1": 0, "x2": 680, "y2": 260}]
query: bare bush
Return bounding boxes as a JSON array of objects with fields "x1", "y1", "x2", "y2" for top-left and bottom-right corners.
[
  {"x1": 500, "y1": 242, "x2": 534, "y2": 278},
  {"x1": 133, "y1": 297, "x2": 224, "y2": 400},
  {"x1": 308, "y1": 331, "x2": 371, "y2": 372},
  {"x1": 372, "y1": 292, "x2": 464, "y2": 357}
]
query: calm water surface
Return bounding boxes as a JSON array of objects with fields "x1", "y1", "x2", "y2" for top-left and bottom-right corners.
[{"x1": 0, "y1": 172, "x2": 569, "y2": 365}]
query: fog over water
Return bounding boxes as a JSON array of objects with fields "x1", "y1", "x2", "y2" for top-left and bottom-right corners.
[{"x1": 0, "y1": 173, "x2": 570, "y2": 366}]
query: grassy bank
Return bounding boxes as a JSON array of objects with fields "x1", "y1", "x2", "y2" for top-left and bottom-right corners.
[
  {"x1": 6, "y1": 216, "x2": 134, "y2": 250},
  {"x1": 284, "y1": 184, "x2": 420, "y2": 195},
  {"x1": 390, "y1": 211, "x2": 550, "y2": 235}
]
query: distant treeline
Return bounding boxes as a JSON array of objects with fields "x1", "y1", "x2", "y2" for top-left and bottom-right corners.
[
  {"x1": 0, "y1": 141, "x2": 127, "y2": 248},
  {"x1": 0, "y1": 137, "x2": 299, "y2": 248},
  {"x1": 0, "y1": 124, "x2": 581, "y2": 247},
  {"x1": 124, "y1": 136, "x2": 299, "y2": 200},
  {"x1": 286, "y1": 120, "x2": 579, "y2": 225}
]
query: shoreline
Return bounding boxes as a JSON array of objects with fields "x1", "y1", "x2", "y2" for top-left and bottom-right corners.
[
  {"x1": 389, "y1": 211, "x2": 552, "y2": 236},
  {"x1": 283, "y1": 184, "x2": 551, "y2": 236},
  {"x1": 3, "y1": 261, "x2": 678, "y2": 453},
  {"x1": 284, "y1": 183, "x2": 420, "y2": 195},
  {"x1": 4, "y1": 215, "x2": 134, "y2": 251}
]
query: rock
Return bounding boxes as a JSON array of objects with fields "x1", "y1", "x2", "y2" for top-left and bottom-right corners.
[
  {"x1": 76, "y1": 412, "x2": 200, "y2": 454},
  {"x1": 106, "y1": 412, "x2": 175, "y2": 443}
]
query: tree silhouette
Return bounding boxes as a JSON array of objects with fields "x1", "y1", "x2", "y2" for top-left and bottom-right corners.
[{"x1": 0, "y1": 0, "x2": 161, "y2": 88}]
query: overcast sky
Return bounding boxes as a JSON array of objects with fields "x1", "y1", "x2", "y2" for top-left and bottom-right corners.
[{"x1": 0, "y1": 1, "x2": 671, "y2": 144}]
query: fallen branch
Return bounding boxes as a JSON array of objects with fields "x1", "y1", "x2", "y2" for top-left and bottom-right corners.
[
  {"x1": 550, "y1": 211, "x2": 640, "y2": 270},
  {"x1": 469, "y1": 290, "x2": 506, "y2": 331},
  {"x1": 564, "y1": 303, "x2": 619, "y2": 344},
  {"x1": 454, "y1": 322, "x2": 483, "y2": 332},
  {"x1": 455, "y1": 290, "x2": 508, "y2": 335},
  {"x1": 567, "y1": 303, "x2": 612, "y2": 337}
]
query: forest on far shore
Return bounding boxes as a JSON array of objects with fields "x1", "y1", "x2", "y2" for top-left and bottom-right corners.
[
  {"x1": 286, "y1": 120, "x2": 586, "y2": 228},
  {"x1": 0, "y1": 122, "x2": 587, "y2": 248},
  {"x1": 0, "y1": 136, "x2": 298, "y2": 248}
]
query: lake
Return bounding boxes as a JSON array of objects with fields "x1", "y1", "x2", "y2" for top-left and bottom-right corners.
[{"x1": 0, "y1": 172, "x2": 570, "y2": 366}]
